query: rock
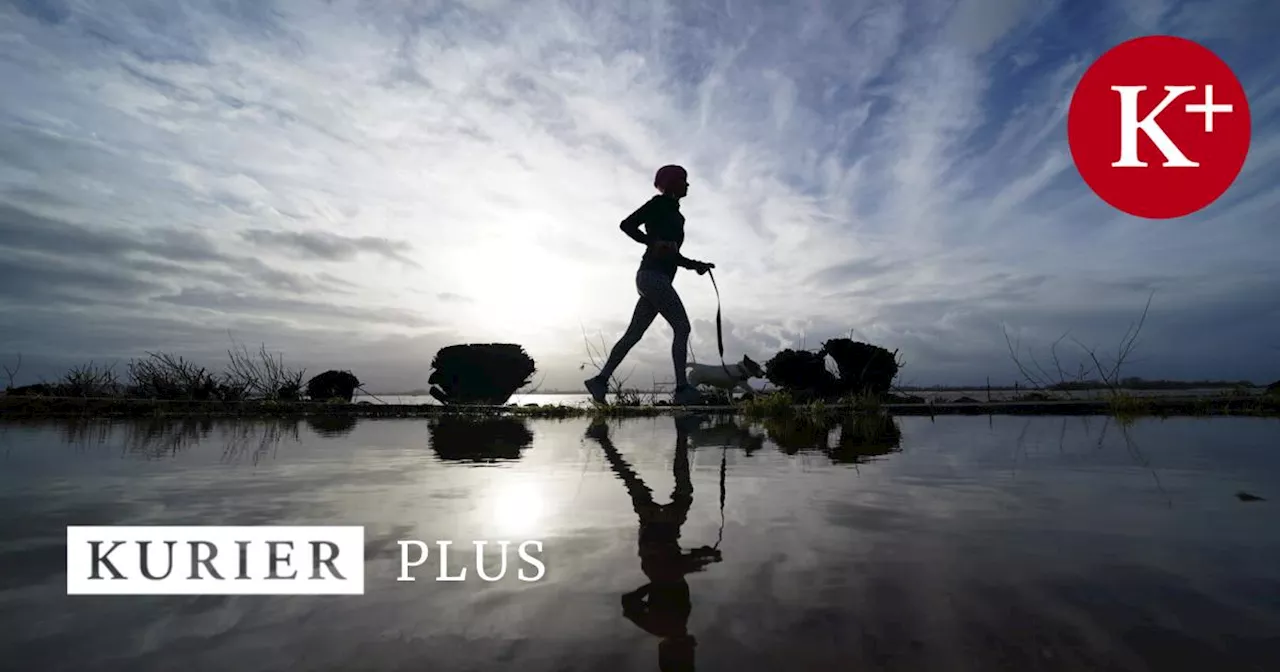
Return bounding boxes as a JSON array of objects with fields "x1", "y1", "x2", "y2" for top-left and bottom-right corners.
[
  {"x1": 427, "y1": 343, "x2": 537, "y2": 405},
  {"x1": 306, "y1": 370, "x2": 362, "y2": 402}
]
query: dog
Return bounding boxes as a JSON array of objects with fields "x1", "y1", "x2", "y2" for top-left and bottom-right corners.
[{"x1": 686, "y1": 355, "x2": 764, "y2": 397}]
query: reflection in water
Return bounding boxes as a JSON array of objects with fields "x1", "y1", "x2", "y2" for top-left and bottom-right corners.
[
  {"x1": 428, "y1": 415, "x2": 533, "y2": 463},
  {"x1": 1004, "y1": 415, "x2": 1173, "y2": 506},
  {"x1": 685, "y1": 415, "x2": 765, "y2": 454},
  {"x1": 304, "y1": 414, "x2": 360, "y2": 437},
  {"x1": 586, "y1": 414, "x2": 724, "y2": 672},
  {"x1": 830, "y1": 414, "x2": 903, "y2": 464},
  {"x1": 759, "y1": 413, "x2": 902, "y2": 463},
  {"x1": 15, "y1": 411, "x2": 898, "y2": 469},
  {"x1": 0, "y1": 413, "x2": 1277, "y2": 669},
  {"x1": 37, "y1": 417, "x2": 301, "y2": 463}
]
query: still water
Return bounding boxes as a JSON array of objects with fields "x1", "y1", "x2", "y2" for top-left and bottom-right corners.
[
  {"x1": 359, "y1": 387, "x2": 1269, "y2": 407},
  {"x1": 1, "y1": 414, "x2": 1278, "y2": 671}
]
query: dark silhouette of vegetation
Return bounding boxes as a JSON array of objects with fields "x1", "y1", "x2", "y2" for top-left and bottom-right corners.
[
  {"x1": 1003, "y1": 291, "x2": 1154, "y2": 399},
  {"x1": 0, "y1": 343, "x2": 305, "y2": 401},
  {"x1": 427, "y1": 415, "x2": 533, "y2": 462},
  {"x1": 428, "y1": 343, "x2": 536, "y2": 405},
  {"x1": 305, "y1": 370, "x2": 362, "y2": 402},
  {"x1": 763, "y1": 349, "x2": 837, "y2": 400},
  {"x1": 2, "y1": 353, "x2": 19, "y2": 390},
  {"x1": 822, "y1": 338, "x2": 901, "y2": 396},
  {"x1": 761, "y1": 338, "x2": 903, "y2": 402},
  {"x1": 128, "y1": 353, "x2": 238, "y2": 400},
  {"x1": 225, "y1": 342, "x2": 304, "y2": 400}
]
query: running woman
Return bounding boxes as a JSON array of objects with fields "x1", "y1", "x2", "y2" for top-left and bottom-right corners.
[{"x1": 584, "y1": 164, "x2": 714, "y2": 406}]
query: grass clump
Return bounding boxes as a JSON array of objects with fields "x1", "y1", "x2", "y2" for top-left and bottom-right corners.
[
  {"x1": 3, "y1": 341, "x2": 306, "y2": 402},
  {"x1": 741, "y1": 391, "x2": 795, "y2": 419}
]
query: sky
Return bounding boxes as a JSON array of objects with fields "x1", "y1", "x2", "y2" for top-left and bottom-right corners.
[{"x1": 1, "y1": 0, "x2": 1278, "y2": 393}]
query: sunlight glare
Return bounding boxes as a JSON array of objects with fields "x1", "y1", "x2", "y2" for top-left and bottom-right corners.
[{"x1": 486, "y1": 479, "x2": 550, "y2": 538}]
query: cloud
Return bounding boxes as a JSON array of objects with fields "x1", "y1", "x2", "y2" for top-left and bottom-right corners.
[
  {"x1": 1, "y1": 0, "x2": 1278, "y2": 392},
  {"x1": 239, "y1": 229, "x2": 421, "y2": 268}
]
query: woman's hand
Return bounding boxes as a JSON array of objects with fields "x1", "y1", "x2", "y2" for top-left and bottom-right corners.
[{"x1": 692, "y1": 260, "x2": 715, "y2": 275}]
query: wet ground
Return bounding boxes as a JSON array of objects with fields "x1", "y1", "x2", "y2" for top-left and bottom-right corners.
[{"x1": 1, "y1": 414, "x2": 1278, "y2": 671}]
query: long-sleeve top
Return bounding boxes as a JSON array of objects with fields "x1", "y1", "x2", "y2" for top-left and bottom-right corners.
[{"x1": 619, "y1": 194, "x2": 686, "y2": 280}]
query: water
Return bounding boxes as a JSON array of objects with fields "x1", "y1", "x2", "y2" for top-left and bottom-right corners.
[
  {"x1": 357, "y1": 387, "x2": 1266, "y2": 407},
  {"x1": 2, "y1": 414, "x2": 1278, "y2": 670}
]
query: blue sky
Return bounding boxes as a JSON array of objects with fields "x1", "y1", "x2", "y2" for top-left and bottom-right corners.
[{"x1": 1, "y1": 0, "x2": 1278, "y2": 392}]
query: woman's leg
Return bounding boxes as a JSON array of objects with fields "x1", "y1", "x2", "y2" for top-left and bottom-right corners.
[
  {"x1": 595, "y1": 293, "x2": 659, "y2": 384},
  {"x1": 636, "y1": 271, "x2": 692, "y2": 390}
]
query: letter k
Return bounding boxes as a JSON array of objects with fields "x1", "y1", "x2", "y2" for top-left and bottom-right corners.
[
  {"x1": 90, "y1": 540, "x2": 125, "y2": 579},
  {"x1": 1111, "y1": 85, "x2": 1199, "y2": 168}
]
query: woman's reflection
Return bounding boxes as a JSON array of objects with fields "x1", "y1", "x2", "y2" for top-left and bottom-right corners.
[{"x1": 584, "y1": 414, "x2": 722, "y2": 672}]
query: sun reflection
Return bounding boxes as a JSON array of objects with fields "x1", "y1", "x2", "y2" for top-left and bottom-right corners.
[{"x1": 485, "y1": 479, "x2": 549, "y2": 538}]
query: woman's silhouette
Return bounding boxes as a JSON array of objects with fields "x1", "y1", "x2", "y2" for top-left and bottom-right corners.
[
  {"x1": 583, "y1": 164, "x2": 715, "y2": 407},
  {"x1": 585, "y1": 415, "x2": 722, "y2": 672}
]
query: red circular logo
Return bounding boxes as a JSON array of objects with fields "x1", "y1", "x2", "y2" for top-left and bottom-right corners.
[{"x1": 1067, "y1": 35, "x2": 1251, "y2": 219}]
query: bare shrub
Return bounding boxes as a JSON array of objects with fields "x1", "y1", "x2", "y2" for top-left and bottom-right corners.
[{"x1": 225, "y1": 341, "x2": 305, "y2": 401}]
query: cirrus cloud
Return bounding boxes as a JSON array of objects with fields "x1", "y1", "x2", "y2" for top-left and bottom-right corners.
[{"x1": 1, "y1": 0, "x2": 1278, "y2": 392}]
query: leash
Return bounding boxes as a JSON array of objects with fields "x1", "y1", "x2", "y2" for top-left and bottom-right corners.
[
  {"x1": 705, "y1": 266, "x2": 729, "y2": 550},
  {"x1": 705, "y1": 268, "x2": 734, "y2": 380},
  {"x1": 713, "y1": 443, "x2": 727, "y2": 550}
]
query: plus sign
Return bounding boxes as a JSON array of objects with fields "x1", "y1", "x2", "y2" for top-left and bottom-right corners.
[{"x1": 1184, "y1": 85, "x2": 1233, "y2": 132}]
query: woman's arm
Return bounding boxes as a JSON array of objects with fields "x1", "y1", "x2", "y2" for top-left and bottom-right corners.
[
  {"x1": 619, "y1": 198, "x2": 713, "y2": 271},
  {"x1": 676, "y1": 255, "x2": 713, "y2": 272},
  {"x1": 619, "y1": 201, "x2": 654, "y2": 245}
]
